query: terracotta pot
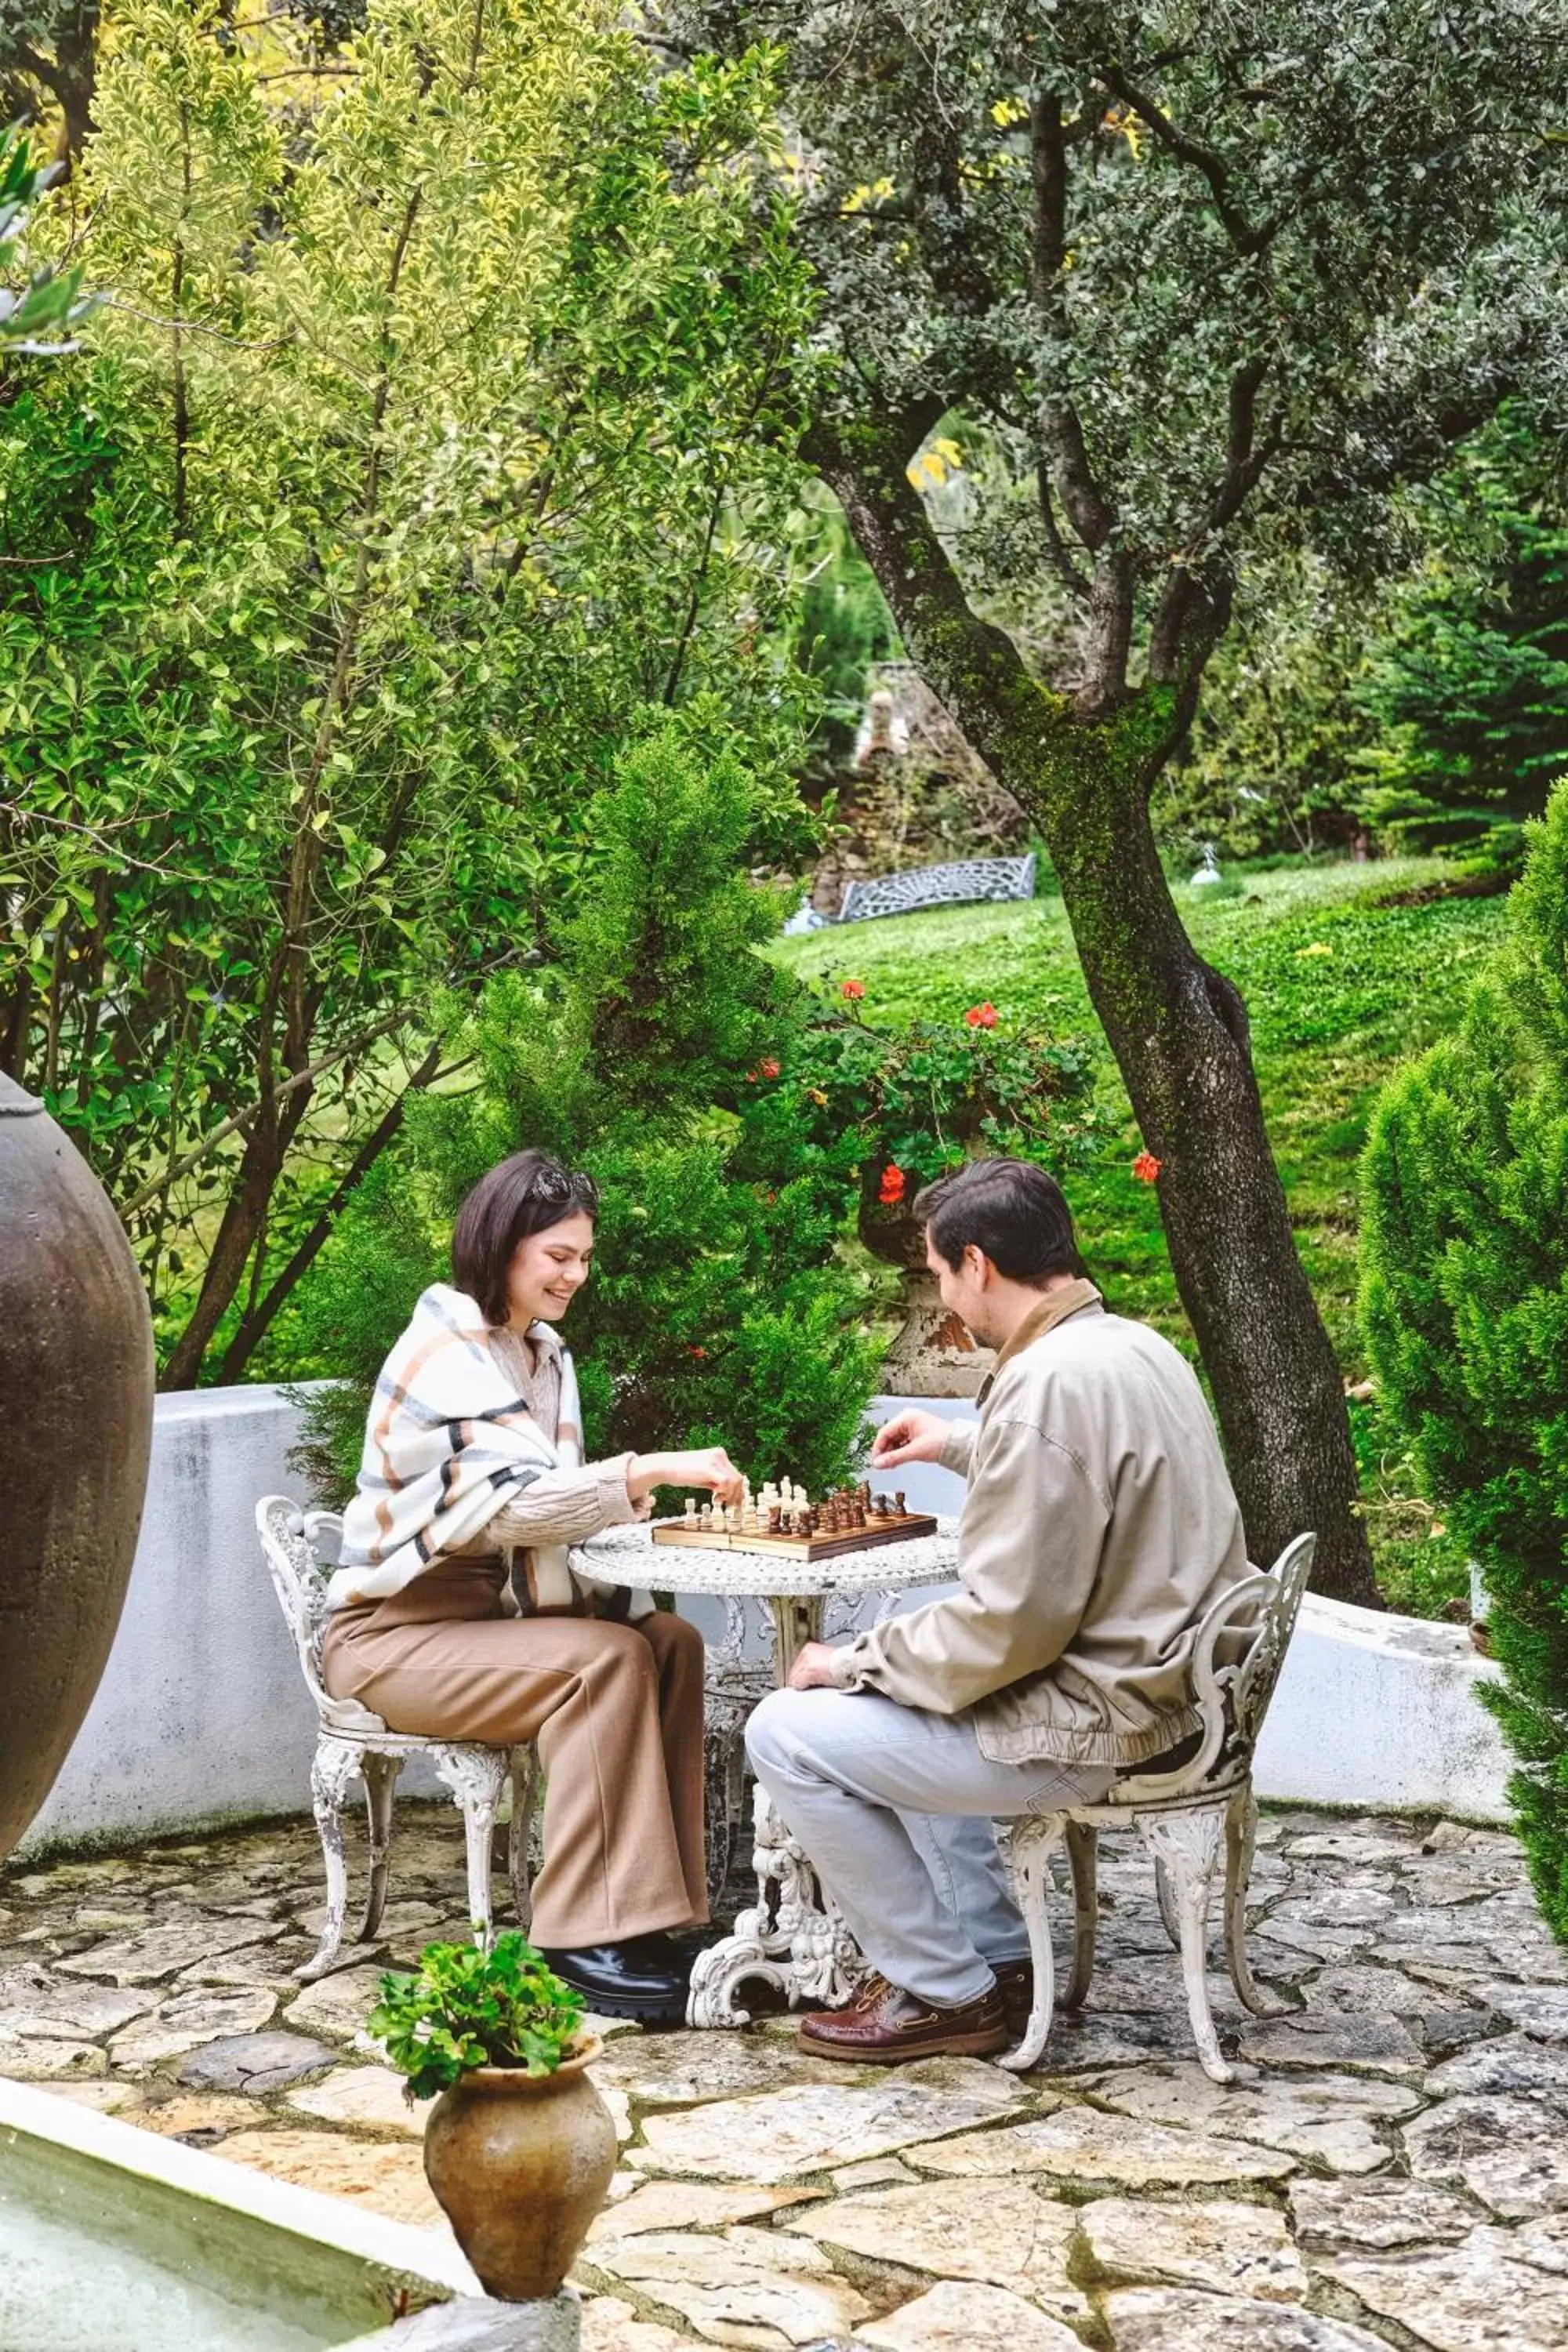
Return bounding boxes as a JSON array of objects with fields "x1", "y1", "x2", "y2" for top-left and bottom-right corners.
[
  {"x1": 0, "y1": 1074, "x2": 154, "y2": 1865},
  {"x1": 423, "y1": 2035, "x2": 617, "y2": 2299}
]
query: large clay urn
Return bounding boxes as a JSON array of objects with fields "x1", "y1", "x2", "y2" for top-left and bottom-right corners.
[
  {"x1": 423, "y1": 2038, "x2": 618, "y2": 2299},
  {"x1": 0, "y1": 1075, "x2": 154, "y2": 1864}
]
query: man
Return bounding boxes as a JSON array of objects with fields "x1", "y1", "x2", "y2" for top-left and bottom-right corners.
[{"x1": 745, "y1": 1156, "x2": 1250, "y2": 2061}]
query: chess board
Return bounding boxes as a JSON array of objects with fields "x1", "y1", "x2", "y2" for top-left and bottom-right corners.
[{"x1": 652, "y1": 1508, "x2": 938, "y2": 1564}]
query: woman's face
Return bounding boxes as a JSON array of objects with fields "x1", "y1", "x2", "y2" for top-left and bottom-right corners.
[{"x1": 505, "y1": 1211, "x2": 596, "y2": 1327}]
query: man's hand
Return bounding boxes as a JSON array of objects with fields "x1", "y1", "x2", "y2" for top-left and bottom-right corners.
[
  {"x1": 869, "y1": 1406, "x2": 950, "y2": 1470},
  {"x1": 786, "y1": 1640, "x2": 841, "y2": 1690}
]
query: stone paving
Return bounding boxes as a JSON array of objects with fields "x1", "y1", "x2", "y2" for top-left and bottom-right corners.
[{"x1": 3, "y1": 1805, "x2": 1567, "y2": 2352}]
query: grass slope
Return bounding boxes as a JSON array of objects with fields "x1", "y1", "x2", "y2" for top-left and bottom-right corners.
[{"x1": 774, "y1": 856, "x2": 1508, "y2": 1612}]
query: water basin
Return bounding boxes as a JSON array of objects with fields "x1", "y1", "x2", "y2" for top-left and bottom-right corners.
[{"x1": 0, "y1": 2078, "x2": 476, "y2": 2350}]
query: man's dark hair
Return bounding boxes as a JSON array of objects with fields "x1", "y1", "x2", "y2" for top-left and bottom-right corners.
[
  {"x1": 452, "y1": 1149, "x2": 599, "y2": 1325},
  {"x1": 915, "y1": 1157, "x2": 1083, "y2": 1286}
]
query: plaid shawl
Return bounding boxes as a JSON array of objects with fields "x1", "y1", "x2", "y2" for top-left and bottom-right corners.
[{"x1": 329, "y1": 1284, "x2": 598, "y2": 1612}]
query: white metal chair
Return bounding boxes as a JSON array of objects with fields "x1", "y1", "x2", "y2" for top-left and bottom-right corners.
[
  {"x1": 1000, "y1": 1532, "x2": 1317, "y2": 2085},
  {"x1": 256, "y1": 1496, "x2": 539, "y2": 1982}
]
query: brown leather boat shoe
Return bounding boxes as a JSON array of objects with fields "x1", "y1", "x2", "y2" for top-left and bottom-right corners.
[{"x1": 797, "y1": 1973, "x2": 1010, "y2": 2063}]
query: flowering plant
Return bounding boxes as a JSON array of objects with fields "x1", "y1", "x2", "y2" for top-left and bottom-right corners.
[{"x1": 743, "y1": 988, "x2": 1098, "y2": 1261}]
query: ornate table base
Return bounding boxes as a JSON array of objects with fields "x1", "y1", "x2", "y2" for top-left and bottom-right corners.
[{"x1": 688, "y1": 1592, "x2": 872, "y2": 2028}]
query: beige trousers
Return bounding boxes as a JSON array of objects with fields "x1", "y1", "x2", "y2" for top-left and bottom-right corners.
[{"x1": 321, "y1": 1559, "x2": 707, "y2": 1947}]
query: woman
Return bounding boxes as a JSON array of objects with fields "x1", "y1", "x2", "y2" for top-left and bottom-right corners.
[{"x1": 324, "y1": 1149, "x2": 742, "y2": 2022}]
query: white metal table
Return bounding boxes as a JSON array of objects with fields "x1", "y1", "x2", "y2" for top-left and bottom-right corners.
[{"x1": 571, "y1": 1515, "x2": 959, "y2": 2026}]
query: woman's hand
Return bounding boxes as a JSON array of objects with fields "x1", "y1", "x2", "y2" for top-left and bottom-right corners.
[
  {"x1": 627, "y1": 1445, "x2": 745, "y2": 1507},
  {"x1": 869, "y1": 1407, "x2": 951, "y2": 1469}
]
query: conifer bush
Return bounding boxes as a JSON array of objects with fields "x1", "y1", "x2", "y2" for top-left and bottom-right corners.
[
  {"x1": 289, "y1": 715, "x2": 882, "y2": 1502},
  {"x1": 1361, "y1": 782, "x2": 1568, "y2": 1938}
]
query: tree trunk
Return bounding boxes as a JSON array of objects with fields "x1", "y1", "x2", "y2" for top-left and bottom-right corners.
[{"x1": 814, "y1": 421, "x2": 1378, "y2": 1606}]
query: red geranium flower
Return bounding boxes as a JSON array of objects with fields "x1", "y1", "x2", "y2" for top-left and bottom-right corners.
[
  {"x1": 1131, "y1": 1150, "x2": 1163, "y2": 1185},
  {"x1": 964, "y1": 1001, "x2": 998, "y2": 1029},
  {"x1": 877, "y1": 1164, "x2": 907, "y2": 1206},
  {"x1": 688, "y1": 1345, "x2": 707, "y2": 1359},
  {"x1": 760, "y1": 1057, "x2": 781, "y2": 1079},
  {"x1": 841, "y1": 978, "x2": 866, "y2": 1000}
]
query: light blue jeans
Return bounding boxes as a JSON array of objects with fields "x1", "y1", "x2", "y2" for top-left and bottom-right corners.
[{"x1": 745, "y1": 1686, "x2": 1116, "y2": 2009}]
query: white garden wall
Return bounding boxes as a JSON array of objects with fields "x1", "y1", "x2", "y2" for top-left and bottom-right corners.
[{"x1": 16, "y1": 1384, "x2": 1514, "y2": 1860}]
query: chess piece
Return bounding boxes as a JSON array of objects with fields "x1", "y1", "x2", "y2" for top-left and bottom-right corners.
[
  {"x1": 684, "y1": 1497, "x2": 699, "y2": 1528},
  {"x1": 768, "y1": 1506, "x2": 782, "y2": 1534},
  {"x1": 894, "y1": 1491, "x2": 906, "y2": 1517}
]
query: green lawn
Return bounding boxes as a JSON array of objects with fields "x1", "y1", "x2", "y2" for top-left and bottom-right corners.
[{"x1": 774, "y1": 856, "x2": 1508, "y2": 1613}]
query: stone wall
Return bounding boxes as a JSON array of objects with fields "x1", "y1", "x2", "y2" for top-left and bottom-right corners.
[{"x1": 16, "y1": 1385, "x2": 1514, "y2": 1860}]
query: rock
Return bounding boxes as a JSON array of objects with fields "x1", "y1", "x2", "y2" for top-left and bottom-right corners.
[
  {"x1": 855, "y1": 2278, "x2": 1083, "y2": 2350},
  {"x1": 125, "y1": 2090, "x2": 267, "y2": 2142},
  {"x1": 1269, "y1": 1887, "x2": 1396, "y2": 1928},
  {"x1": 1102, "y1": 2287, "x2": 1390, "y2": 2352},
  {"x1": 1317, "y1": 2218, "x2": 1568, "y2": 2352},
  {"x1": 72, "y1": 1909, "x2": 151, "y2": 1933},
  {"x1": 178, "y1": 2030, "x2": 336, "y2": 2092},
  {"x1": 589, "y1": 2183, "x2": 821, "y2": 2241},
  {"x1": 1235, "y1": 2009, "x2": 1423, "y2": 2076},
  {"x1": 1304, "y1": 1964, "x2": 1468, "y2": 2018},
  {"x1": 213, "y1": 2128, "x2": 445, "y2": 2228},
  {"x1": 54, "y1": 1920, "x2": 283, "y2": 1985},
  {"x1": 1088, "y1": 2062, "x2": 1418, "y2": 2173},
  {"x1": 1252, "y1": 1918, "x2": 1375, "y2": 1965},
  {"x1": 832, "y1": 2158, "x2": 917, "y2": 2190},
  {"x1": 782, "y1": 2175, "x2": 1089, "y2": 2326},
  {"x1": 1288, "y1": 2176, "x2": 1480, "y2": 2250},
  {"x1": 0, "y1": 2028, "x2": 107, "y2": 2079},
  {"x1": 582, "y1": 2297, "x2": 704, "y2": 2352},
  {"x1": 591, "y1": 2033, "x2": 873, "y2": 2109},
  {"x1": 0, "y1": 1964, "x2": 154, "y2": 2036},
  {"x1": 1283, "y1": 1834, "x2": 1416, "y2": 1865},
  {"x1": 584, "y1": 2223, "x2": 872, "y2": 2348},
  {"x1": 288, "y1": 2063, "x2": 434, "y2": 2136},
  {"x1": 1424, "y1": 2032, "x2": 1568, "y2": 2096},
  {"x1": 108, "y1": 1987, "x2": 278, "y2": 2070},
  {"x1": 284, "y1": 1963, "x2": 390, "y2": 2044},
  {"x1": 630, "y1": 2060, "x2": 1028, "y2": 2183},
  {"x1": 1077, "y1": 2196, "x2": 1305, "y2": 2302},
  {"x1": 42, "y1": 2078, "x2": 136, "y2": 2111},
  {"x1": 909, "y1": 2108, "x2": 1294, "y2": 2187},
  {"x1": 1471, "y1": 1980, "x2": 1568, "y2": 2039},
  {"x1": 1404, "y1": 2091, "x2": 1568, "y2": 2219}
]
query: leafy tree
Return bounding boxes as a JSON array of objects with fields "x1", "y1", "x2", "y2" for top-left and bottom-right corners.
[
  {"x1": 1361, "y1": 779, "x2": 1568, "y2": 1939},
  {"x1": 668, "y1": 0, "x2": 1568, "y2": 1601},
  {"x1": 0, "y1": 124, "x2": 90, "y2": 351},
  {"x1": 0, "y1": 2, "x2": 97, "y2": 170},
  {"x1": 1355, "y1": 419, "x2": 1568, "y2": 876},
  {"x1": 291, "y1": 718, "x2": 882, "y2": 1501},
  {"x1": 0, "y1": 0, "x2": 813, "y2": 1385}
]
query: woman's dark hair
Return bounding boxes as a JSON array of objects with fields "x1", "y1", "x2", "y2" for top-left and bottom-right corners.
[
  {"x1": 914, "y1": 1157, "x2": 1084, "y2": 1286},
  {"x1": 452, "y1": 1150, "x2": 599, "y2": 1325}
]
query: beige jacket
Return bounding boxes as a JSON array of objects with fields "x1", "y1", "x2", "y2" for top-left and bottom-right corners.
[{"x1": 829, "y1": 1282, "x2": 1250, "y2": 1765}]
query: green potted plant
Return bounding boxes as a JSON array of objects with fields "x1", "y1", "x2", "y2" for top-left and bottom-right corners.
[{"x1": 369, "y1": 1933, "x2": 617, "y2": 2300}]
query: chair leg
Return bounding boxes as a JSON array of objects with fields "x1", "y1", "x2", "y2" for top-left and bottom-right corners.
[
  {"x1": 1154, "y1": 1856, "x2": 1181, "y2": 1951},
  {"x1": 1062, "y1": 1820, "x2": 1098, "y2": 2010},
  {"x1": 999, "y1": 1813, "x2": 1063, "y2": 2074},
  {"x1": 1139, "y1": 1808, "x2": 1232, "y2": 2084},
  {"x1": 431, "y1": 1745, "x2": 509, "y2": 1952},
  {"x1": 356, "y1": 1753, "x2": 401, "y2": 1945},
  {"x1": 1225, "y1": 1784, "x2": 1289, "y2": 2016},
  {"x1": 298, "y1": 1740, "x2": 363, "y2": 1982},
  {"x1": 510, "y1": 1744, "x2": 539, "y2": 1937}
]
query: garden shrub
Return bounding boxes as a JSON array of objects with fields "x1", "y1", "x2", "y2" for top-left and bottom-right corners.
[
  {"x1": 289, "y1": 715, "x2": 882, "y2": 1502},
  {"x1": 1361, "y1": 780, "x2": 1568, "y2": 1937}
]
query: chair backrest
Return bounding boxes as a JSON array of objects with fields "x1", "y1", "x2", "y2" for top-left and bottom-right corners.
[
  {"x1": 1110, "y1": 1532, "x2": 1317, "y2": 1804},
  {"x1": 256, "y1": 1495, "x2": 385, "y2": 1733}
]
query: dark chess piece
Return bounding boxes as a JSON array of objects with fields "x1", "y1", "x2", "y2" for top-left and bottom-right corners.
[{"x1": 895, "y1": 1490, "x2": 907, "y2": 1516}]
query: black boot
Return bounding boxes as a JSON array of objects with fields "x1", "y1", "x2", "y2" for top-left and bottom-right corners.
[{"x1": 539, "y1": 1941, "x2": 688, "y2": 2025}]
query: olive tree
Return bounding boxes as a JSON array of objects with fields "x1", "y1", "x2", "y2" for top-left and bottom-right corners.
[{"x1": 667, "y1": 0, "x2": 1568, "y2": 1599}]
